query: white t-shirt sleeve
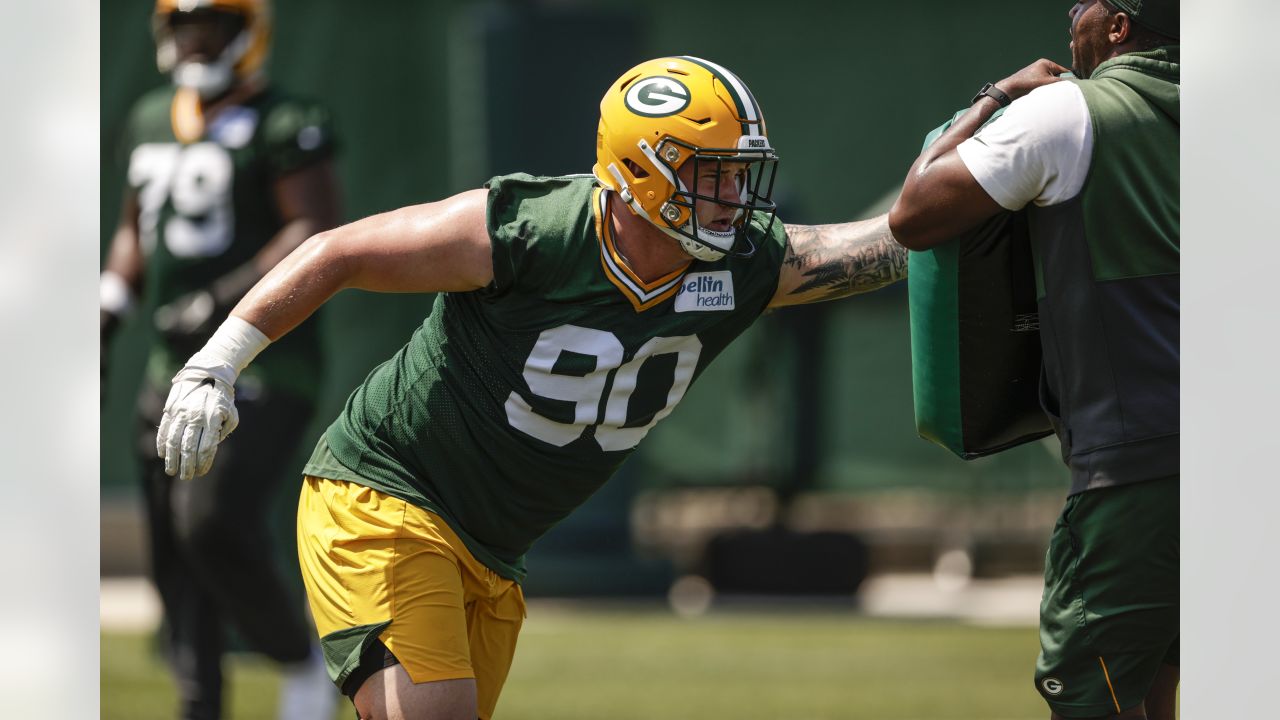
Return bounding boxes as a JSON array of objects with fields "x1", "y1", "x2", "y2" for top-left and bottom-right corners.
[{"x1": 955, "y1": 81, "x2": 1093, "y2": 211}]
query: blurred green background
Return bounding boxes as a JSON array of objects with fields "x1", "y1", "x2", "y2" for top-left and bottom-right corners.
[{"x1": 101, "y1": 0, "x2": 1074, "y2": 590}]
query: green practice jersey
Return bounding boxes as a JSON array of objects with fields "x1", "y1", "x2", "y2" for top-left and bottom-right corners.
[
  {"x1": 122, "y1": 86, "x2": 334, "y2": 397},
  {"x1": 307, "y1": 173, "x2": 788, "y2": 581}
]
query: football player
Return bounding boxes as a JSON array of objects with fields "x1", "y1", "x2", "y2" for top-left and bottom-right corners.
[
  {"x1": 156, "y1": 56, "x2": 906, "y2": 720},
  {"x1": 100, "y1": 1, "x2": 341, "y2": 718}
]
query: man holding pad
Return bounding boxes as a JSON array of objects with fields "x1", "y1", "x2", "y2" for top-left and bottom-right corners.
[{"x1": 890, "y1": 2, "x2": 1179, "y2": 718}]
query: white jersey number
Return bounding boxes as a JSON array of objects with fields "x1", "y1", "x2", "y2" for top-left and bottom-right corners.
[
  {"x1": 505, "y1": 324, "x2": 702, "y2": 451},
  {"x1": 128, "y1": 142, "x2": 235, "y2": 259}
]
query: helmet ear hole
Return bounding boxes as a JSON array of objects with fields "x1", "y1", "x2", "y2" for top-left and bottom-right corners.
[{"x1": 623, "y1": 159, "x2": 649, "y2": 179}]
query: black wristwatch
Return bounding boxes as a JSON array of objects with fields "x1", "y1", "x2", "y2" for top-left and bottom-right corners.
[{"x1": 971, "y1": 82, "x2": 1012, "y2": 108}]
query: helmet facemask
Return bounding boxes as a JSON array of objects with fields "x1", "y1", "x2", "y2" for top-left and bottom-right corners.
[
  {"x1": 154, "y1": 6, "x2": 257, "y2": 100},
  {"x1": 171, "y1": 31, "x2": 252, "y2": 99},
  {"x1": 646, "y1": 137, "x2": 779, "y2": 261},
  {"x1": 156, "y1": 1, "x2": 268, "y2": 99}
]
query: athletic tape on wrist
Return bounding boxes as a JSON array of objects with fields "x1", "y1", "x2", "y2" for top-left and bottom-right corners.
[{"x1": 201, "y1": 316, "x2": 271, "y2": 376}]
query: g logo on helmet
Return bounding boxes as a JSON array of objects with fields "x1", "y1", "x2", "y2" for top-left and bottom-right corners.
[
  {"x1": 624, "y1": 77, "x2": 691, "y2": 117},
  {"x1": 1041, "y1": 677, "x2": 1064, "y2": 696}
]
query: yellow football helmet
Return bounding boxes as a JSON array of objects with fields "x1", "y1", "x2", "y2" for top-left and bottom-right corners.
[
  {"x1": 153, "y1": 0, "x2": 271, "y2": 99},
  {"x1": 594, "y1": 56, "x2": 779, "y2": 261}
]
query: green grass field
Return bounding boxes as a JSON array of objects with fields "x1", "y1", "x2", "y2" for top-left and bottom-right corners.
[{"x1": 104, "y1": 606, "x2": 1049, "y2": 720}]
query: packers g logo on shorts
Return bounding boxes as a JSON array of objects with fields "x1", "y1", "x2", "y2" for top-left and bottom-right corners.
[
  {"x1": 1041, "y1": 677, "x2": 1065, "y2": 696},
  {"x1": 624, "y1": 77, "x2": 691, "y2": 117}
]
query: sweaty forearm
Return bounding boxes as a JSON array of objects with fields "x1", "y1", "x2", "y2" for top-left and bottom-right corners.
[
  {"x1": 252, "y1": 215, "x2": 327, "y2": 278},
  {"x1": 158, "y1": 217, "x2": 329, "y2": 339},
  {"x1": 914, "y1": 99, "x2": 1001, "y2": 173},
  {"x1": 231, "y1": 231, "x2": 353, "y2": 341},
  {"x1": 889, "y1": 96, "x2": 1012, "y2": 250}
]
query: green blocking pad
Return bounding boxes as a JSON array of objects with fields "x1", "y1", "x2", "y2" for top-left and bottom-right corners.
[{"x1": 908, "y1": 112, "x2": 1053, "y2": 459}]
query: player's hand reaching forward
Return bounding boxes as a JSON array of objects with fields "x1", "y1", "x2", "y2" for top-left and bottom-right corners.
[
  {"x1": 155, "y1": 316, "x2": 270, "y2": 480},
  {"x1": 156, "y1": 358, "x2": 239, "y2": 480}
]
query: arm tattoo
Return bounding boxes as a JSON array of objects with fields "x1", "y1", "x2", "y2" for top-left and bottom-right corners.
[{"x1": 780, "y1": 218, "x2": 908, "y2": 304}]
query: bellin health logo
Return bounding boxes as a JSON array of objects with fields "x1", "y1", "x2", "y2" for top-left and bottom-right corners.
[{"x1": 674, "y1": 271, "x2": 735, "y2": 312}]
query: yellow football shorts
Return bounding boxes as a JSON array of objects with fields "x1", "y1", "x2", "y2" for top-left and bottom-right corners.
[{"x1": 297, "y1": 476, "x2": 526, "y2": 718}]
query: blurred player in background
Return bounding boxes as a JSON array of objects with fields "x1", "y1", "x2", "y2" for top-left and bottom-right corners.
[
  {"x1": 99, "y1": 1, "x2": 341, "y2": 718},
  {"x1": 889, "y1": 1, "x2": 1179, "y2": 718},
  {"x1": 153, "y1": 56, "x2": 906, "y2": 719}
]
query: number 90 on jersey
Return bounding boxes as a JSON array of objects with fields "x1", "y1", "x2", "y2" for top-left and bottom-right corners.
[{"x1": 504, "y1": 324, "x2": 702, "y2": 452}]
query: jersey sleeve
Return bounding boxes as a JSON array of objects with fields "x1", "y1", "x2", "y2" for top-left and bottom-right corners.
[
  {"x1": 752, "y1": 212, "x2": 789, "y2": 310},
  {"x1": 718, "y1": 210, "x2": 789, "y2": 319},
  {"x1": 483, "y1": 174, "x2": 539, "y2": 298},
  {"x1": 261, "y1": 99, "x2": 337, "y2": 176},
  {"x1": 482, "y1": 173, "x2": 595, "y2": 299},
  {"x1": 955, "y1": 81, "x2": 1093, "y2": 210}
]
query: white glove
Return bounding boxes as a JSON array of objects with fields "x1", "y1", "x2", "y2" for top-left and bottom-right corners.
[
  {"x1": 156, "y1": 358, "x2": 240, "y2": 480},
  {"x1": 154, "y1": 316, "x2": 271, "y2": 480}
]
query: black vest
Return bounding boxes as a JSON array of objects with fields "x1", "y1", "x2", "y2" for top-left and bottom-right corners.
[{"x1": 1028, "y1": 48, "x2": 1180, "y2": 493}]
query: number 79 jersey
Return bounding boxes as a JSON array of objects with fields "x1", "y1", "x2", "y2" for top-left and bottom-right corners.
[
  {"x1": 314, "y1": 173, "x2": 789, "y2": 582},
  {"x1": 123, "y1": 86, "x2": 334, "y2": 307},
  {"x1": 120, "y1": 86, "x2": 334, "y2": 394}
]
